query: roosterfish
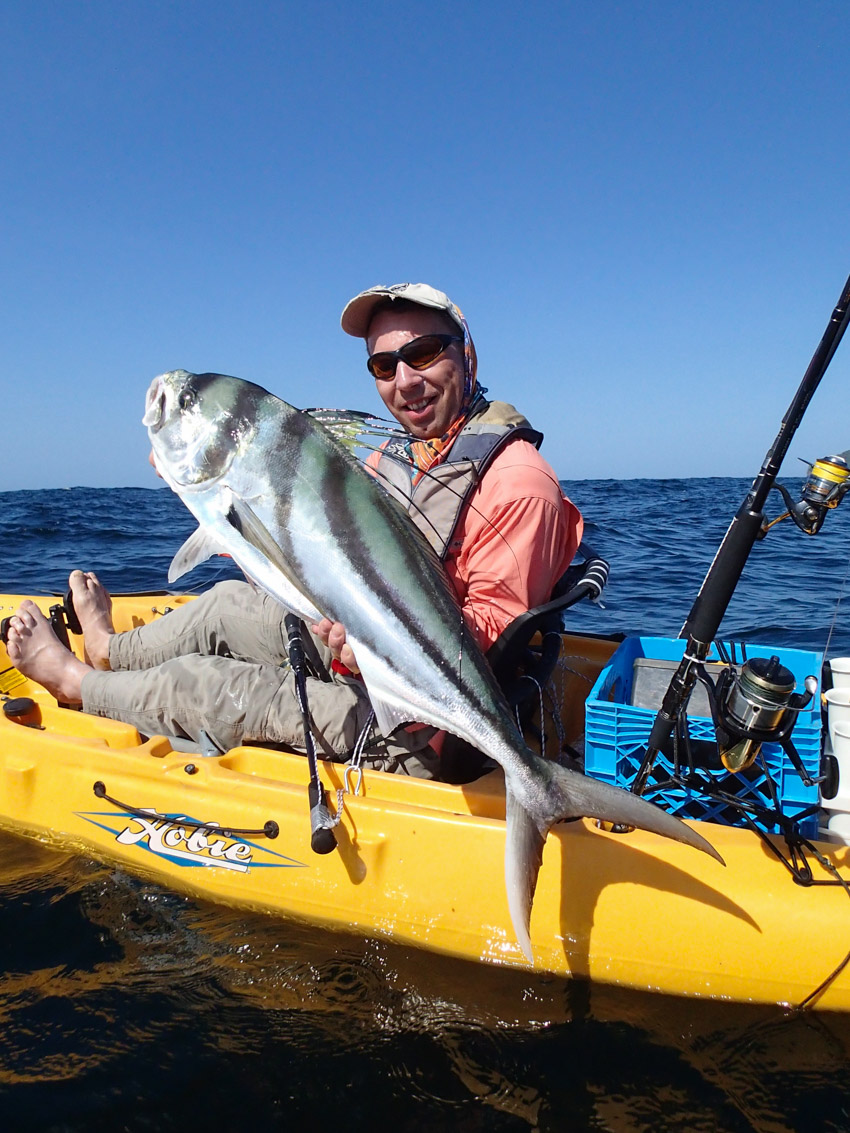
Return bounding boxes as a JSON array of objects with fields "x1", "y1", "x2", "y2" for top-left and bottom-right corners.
[{"x1": 144, "y1": 369, "x2": 721, "y2": 960}]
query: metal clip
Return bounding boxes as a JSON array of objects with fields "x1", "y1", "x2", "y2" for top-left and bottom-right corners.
[{"x1": 343, "y1": 764, "x2": 364, "y2": 796}]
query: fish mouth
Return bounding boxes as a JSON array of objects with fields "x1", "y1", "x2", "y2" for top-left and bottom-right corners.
[
  {"x1": 143, "y1": 369, "x2": 242, "y2": 492},
  {"x1": 143, "y1": 376, "x2": 169, "y2": 433}
]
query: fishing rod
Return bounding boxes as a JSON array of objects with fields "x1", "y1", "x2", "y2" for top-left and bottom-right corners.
[
  {"x1": 284, "y1": 613, "x2": 338, "y2": 854},
  {"x1": 632, "y1": 271, "x2": 850, "y2": 796}
]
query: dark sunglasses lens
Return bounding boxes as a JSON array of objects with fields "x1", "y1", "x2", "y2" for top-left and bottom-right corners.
[
  {"x1": 367, "y1": 352, "x2": 396, "y2": 379},
  {"x1": 367, "y1": 335, "x2": 454, "y2": 380},
  {"x1": 400, "y1": 336, "x2": 445, "y2": 370}
]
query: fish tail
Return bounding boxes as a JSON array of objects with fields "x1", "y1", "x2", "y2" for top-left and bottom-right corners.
[
  {"x1": 504, "y1": 757, "x2": 724, "y2": 963},
  {"x1": 504, "y1": 790, "x2": 547, "y2": 963}
]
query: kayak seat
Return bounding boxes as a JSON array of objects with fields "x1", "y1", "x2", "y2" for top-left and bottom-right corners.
[
  {"x1": 439, "y1": 542, "x2": 610, "y2": 782},
  {"x1": 488, "y1": 541, "x2": 610, "y2": 713}
]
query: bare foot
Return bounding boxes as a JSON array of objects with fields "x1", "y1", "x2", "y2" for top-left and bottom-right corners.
[
  {"x1": 6, "y1": 601, "x2": 92, "y2": 704},
  {"x1": 69, "y1": 570, "x2": 114, "y2": 670}
]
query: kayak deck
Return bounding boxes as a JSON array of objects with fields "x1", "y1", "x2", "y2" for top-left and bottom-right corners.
[{"x1": 1, "y1": 592, "x2": 849, "y2": 1010}]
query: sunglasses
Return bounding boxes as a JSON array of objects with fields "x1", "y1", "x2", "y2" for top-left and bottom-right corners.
[{"x1": 367, "y1": 334, "x2": 462, "y2": 380}]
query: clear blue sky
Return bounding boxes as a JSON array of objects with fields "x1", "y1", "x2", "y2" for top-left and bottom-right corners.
[{"x1": 4, "y1": 1, "x2": 850, "y2": 489}]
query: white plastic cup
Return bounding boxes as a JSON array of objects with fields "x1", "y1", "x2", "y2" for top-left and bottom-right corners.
[
  {"x1": 830, "y1": 658, "x2": 850, "y2": 690},
  {"x1": 825, "y1": 688, "x2": 850, "y2": 747},
  {"x1": 831, "y1": 721, "x2": 850, "y2": 801},
  {"x1": 828, "y1": 811, "x2": 850, "y2": 846}
]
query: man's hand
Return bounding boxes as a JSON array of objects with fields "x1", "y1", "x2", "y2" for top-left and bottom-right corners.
[{"x1": 311, "y1": 618, "x2": 361, "y2": 675}]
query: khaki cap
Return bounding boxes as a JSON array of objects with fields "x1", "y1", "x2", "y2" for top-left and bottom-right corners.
[{"x1": 340, "y1": 282, "x2": 464, "y2": 338}]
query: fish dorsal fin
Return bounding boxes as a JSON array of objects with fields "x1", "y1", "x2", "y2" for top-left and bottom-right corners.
[
  {"x1": 305, "y1": 408, "x2": 405, "y2": 457},
  {"x1": 168, "y1": 526, "x2": 227, "y2": 583}
]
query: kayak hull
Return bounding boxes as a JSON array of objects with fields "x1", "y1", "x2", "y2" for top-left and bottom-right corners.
[{"x1": 1, "y1": 593, "x2": 849, "y2": 1010}]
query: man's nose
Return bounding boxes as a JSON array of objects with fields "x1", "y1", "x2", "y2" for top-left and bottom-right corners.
[{"x1": 394, "y1": 360, "x2": 423, "y2": 389}]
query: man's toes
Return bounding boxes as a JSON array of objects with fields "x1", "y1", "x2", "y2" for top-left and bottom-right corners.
[{"x1": 69, "y1": 570, "x2": 87, "y2": 595}]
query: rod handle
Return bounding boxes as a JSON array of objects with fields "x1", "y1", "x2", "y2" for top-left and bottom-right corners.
[{"x1": 309, "y1": 781, "x2": 338, "y2": 855}]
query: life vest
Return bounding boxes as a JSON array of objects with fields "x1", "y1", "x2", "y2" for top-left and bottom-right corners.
[{"x1": 369, "y1": 400, "x2": 543, "y2": 559}]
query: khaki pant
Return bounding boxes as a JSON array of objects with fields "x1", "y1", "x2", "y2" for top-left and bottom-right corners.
[{"x1": 80, "y1": 580, "x2": 440, "y2": 777}]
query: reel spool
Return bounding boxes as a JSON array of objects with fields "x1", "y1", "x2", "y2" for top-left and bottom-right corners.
[
  {"x1": 766, "y1": 453, "x2": 850, "y2": 536},
  {"x1": 716, "y1": 655, "x2": 817, "y2": 773},
  {"x1": 803, "y1": 454, "x2": 850, "y2": 508}
]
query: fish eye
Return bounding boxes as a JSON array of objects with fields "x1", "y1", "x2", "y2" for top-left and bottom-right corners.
[{"x1": 178, "y1": 389, "x2": 195, "y2": 411}]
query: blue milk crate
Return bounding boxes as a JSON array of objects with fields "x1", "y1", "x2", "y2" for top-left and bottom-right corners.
[{"x1": 584, "y1": 636, "x2": 823, "y2": 837}]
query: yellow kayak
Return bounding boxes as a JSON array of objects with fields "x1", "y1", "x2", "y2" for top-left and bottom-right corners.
[{"x1": 1, "y1": 592, "x2": 849, "y2": 1011}]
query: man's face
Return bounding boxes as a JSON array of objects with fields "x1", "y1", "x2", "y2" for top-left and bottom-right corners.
[{"x1": 367, "y1": 307, "x2": 465, "y2": 440}]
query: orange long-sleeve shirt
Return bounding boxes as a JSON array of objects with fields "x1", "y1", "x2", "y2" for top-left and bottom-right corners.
[{"x1": 443, "y1": 439, "x2": 583, "y2": 652}]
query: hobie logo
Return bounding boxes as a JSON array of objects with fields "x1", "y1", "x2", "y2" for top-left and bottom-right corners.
[
  {"x1": 77, "y1": 807, "x2": 305, "y2": 872},
  {"x1": 117, "y1": 812, "x2": 253, "y2": 871}
]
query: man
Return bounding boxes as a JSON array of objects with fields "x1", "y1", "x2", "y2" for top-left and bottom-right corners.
[{"x1": 6, "y1": 284, "x2": 582, "y2": 779}]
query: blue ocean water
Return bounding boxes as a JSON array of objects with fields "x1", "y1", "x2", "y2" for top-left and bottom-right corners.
[{"x1": 1, "y1": 481, "x2": 850, "y2": 1131}]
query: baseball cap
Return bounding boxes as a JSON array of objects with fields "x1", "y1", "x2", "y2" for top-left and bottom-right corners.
[{"x1": 340, "y1": 283, "x2": 465, "y2": 339}]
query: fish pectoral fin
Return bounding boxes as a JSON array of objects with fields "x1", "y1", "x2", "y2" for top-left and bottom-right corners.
[
  {"x1": 505, "y1": 790, "x2": 545, "y2": 963},
  {"x1": 548, "y1": 762, "x2": 725, "y2": 865},
  {"x1": 168, "y1": 526, "x2": 228, "y2": 583},
  {"x1": 226, "y1": 497, "x2": 299, "y2": 582}
]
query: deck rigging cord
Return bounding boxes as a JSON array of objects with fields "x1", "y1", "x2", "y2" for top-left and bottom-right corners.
[{"x1": 91, "y1": 780, "x2": 280, "y2": 840}]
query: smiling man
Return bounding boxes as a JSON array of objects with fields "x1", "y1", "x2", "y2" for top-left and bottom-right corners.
[
  {"x1": 6, "y1": 283, "x2": 582, "y2": 780},
  {"x1": 335, "y1": 283, "x2": 582, "y2": 655},
  {"x1": 367, "y1": 305, "x2": 466, "y2": 436}
]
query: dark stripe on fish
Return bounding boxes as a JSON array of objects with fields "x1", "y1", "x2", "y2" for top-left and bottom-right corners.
[
  {"x1": 293, "y1": 409, "x2": 498, "y2": 715},
  {"x1": 193, "y1": 373, "x2": 268, "y2": 425}
]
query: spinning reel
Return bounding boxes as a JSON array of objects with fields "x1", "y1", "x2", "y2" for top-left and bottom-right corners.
[
  {"x1": 763, "y1": 453, "x2": 850, "y2": 536},
  {"x1": 709, "y1": 654, "x2": 818, "y2": 780}
]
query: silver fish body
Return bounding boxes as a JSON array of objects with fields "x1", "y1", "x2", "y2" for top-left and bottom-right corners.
[{"x1": 145, "y1": 369, "x2": 721, "y2": 959}]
